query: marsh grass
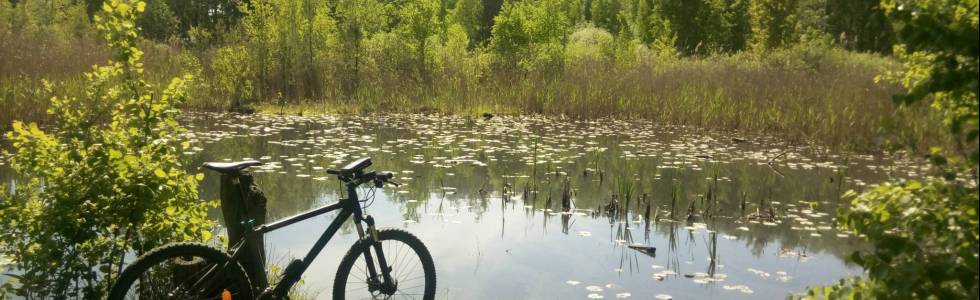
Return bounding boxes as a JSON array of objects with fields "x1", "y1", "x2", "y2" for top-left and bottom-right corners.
[
  {"x1": 0, "y1": 32, "x2": 190, "y2": 131},
  {"x1": 616, "y1": 177, "x2": 635, "y2": 219},
  {"x1": 248, "y1": 48, "x2": 944, "y2": 153},
  {"x1": 707, "y1": 231, "x2": 718, "y2": 276},
  {"x1": 2, "y1": 27, "x2": 947, "y2": 154},
  {"x1": 0, "y1": 27, "x2": 104, "y2": 131}
]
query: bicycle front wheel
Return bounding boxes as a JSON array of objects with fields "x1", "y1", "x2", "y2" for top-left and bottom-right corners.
[
  {"x1": 333, "y1": 229, "x2": 436, "y2": 300},
  {"x1": 108, "y1": 243, "x2": 254, "y2": 300}
]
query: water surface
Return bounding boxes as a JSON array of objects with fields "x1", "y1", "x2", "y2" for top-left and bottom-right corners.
[{"x1": 3, "y1": 113, "x2": 926, "y2": 299}]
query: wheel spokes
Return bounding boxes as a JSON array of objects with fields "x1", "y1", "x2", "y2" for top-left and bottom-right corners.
[{"x1": 345, "y1": 240, "x2": 428, "y2": 300}]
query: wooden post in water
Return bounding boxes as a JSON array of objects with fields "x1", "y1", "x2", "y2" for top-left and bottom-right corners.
[{"x1": 219, "y1": 171, "x2": 269, "y2": 290}]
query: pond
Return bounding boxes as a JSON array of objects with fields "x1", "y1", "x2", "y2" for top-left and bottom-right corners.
[{"x1": 1, "y1": 112, "x2": 925, "y2": 299}]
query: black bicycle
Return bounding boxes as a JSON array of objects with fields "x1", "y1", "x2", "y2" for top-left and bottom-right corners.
[{"x1": 108, "y1": 158, "x2": 436, "y2": 299}]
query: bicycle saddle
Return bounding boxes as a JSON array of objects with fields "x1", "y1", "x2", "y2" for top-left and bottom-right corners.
[{"x1": 202, "y1": 160, "x2": 262, "y2": 174}]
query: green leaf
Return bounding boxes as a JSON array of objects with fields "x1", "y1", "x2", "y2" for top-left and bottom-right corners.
[{"x1": 108, "y1": 149, "x2": 122, "y2": 160}]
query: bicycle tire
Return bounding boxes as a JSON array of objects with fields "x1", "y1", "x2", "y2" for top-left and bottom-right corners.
[
  {"x1": 108, "y1": 242, "x2": 254, "y2": 300},
  {"x1": 333, "y1": 229, "x2": 436, "y2": 300}
]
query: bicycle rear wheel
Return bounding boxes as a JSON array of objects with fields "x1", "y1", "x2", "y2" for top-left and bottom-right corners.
[
  {"x1": 108, "y1": 243, "x2": 254, "y2": 300},
  {"x1": 333, "y1": 229, "x2": 436, "y2": 300}
]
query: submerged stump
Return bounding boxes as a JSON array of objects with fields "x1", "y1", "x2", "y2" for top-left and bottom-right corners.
[{"x1": 219, "y1": 171, "x2": 269, "y2": 290}]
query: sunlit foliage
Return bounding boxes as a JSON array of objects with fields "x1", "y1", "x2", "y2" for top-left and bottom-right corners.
[
  {"x1": 0, "y1": 0, "x2": 214, "y2": 297},
  {"x1": 566, "y1": 24, "x2": 616, "y2": 65},
  {"x1": 490, "y1": 0, "x2": 569, "y2": 72},
  {"x1": 397, "y1": 0, "x2": 443, "y2": 83},
  {"x1": 803, "y1": 0, "x2": 979, "y2": 298}
]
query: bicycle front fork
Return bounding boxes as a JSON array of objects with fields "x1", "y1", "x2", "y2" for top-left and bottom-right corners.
[{"x1": 357, "y1": 215, "x2": 397, "y2": 294}]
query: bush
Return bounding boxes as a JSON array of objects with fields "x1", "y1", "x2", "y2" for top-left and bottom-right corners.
[
  {"x1": 835, "y1": 180, "x2": 977, "y2": 298},
  {"x1": 434, "y1": 24, "x2": 486, "y2": 87},
  {"x1": 211, "y1": 45, "x2": 255, "y2": 109},
  {"x1": 805, "y1": 177, "x2": 978, "y2": 299},
  {"x1": 803, "y1": 0, "x2": 978, "y2": 298},
  {"x1": 566, "y1": 24, "x2": 616, "y2": 66},
  {"x1": 0, "y1": 1, "x2": 214, "y2": 297}
]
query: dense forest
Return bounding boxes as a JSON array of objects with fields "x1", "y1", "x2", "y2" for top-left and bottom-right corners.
[{"x1": 2, "y1": 0, "x2": 936, "y2": 152}]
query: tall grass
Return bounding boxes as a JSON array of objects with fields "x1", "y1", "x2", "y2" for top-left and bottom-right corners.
[
  {"x1": 1, "y1": 2, "x2": 945, "y2": 153},
  {"x1": 249, "y1": 46, "x2": 943, "y2": 153},
  {"x1": 0, "y1": 32, "x2": 193, "y2": 132}
]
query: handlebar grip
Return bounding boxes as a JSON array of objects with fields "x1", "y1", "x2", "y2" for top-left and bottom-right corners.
[
  {"x1": 326, "y1": 169, "x2": 340, "y2": 175},
  {"x1": 371, "y1": 172, "x2": 396, "y2": 188}
]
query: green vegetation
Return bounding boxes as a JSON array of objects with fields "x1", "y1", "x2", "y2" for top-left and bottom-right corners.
[
  {"x1": 1, "y1": 0, "x2": 975, "y2": 298},
  {"x1": 803, "y1": 0, "x2": 978, "y2": 298},
  {"x1": 0, "y1": 0, "x2": 213, "y2": 297},
  {"x1": 0, "y1": 0, "x2": 976, "y2": 294},
  {"x1": 0, "y1": 0, "x2": 952, "y2": 153}
]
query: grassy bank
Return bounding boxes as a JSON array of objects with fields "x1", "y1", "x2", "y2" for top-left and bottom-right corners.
[
  {"x1": 1, "y1": 39, "x2": 944, "y2": 154},
  {"x1": 249, "y1": 46, "x2": 943, "y2": 153}
]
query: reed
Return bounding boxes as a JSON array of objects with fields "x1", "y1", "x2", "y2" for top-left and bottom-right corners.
[
  {"x1": 670, "y1": 182, "x2": 679, "y2": 220},
  {"x1": 707, "y1": 231, "x2": 718, "y2": 276},
  {"x1": 244, "y1": 47, "x2": 945, "y2": 153},
  {"x1": 616, "y1": 178, "x2": 635, "y2": 219},
  {"x1": 834, "y1": 155, "x2": 850, "y2": 200},
  {"x1": 739, "y1": 191, "x2": 748, "y2": 218},
  {"x1": 2, "y1": 19, "x2": 949, "y2": 155},
  {"x1": 642, "y1": 193, "x2": 650, "y2": 224},
  {"x1": 561, "y1": 176, "x2": 572, "y2": 211}
]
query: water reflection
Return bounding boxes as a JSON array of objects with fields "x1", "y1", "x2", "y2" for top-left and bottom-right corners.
[{"x1": 1, "y1": 112, "x2": 921, "y2": 299}]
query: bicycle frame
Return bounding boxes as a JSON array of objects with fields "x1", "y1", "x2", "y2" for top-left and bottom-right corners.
[{"x1": 201, "y1": 176, "x2": 394, "y2": 299}]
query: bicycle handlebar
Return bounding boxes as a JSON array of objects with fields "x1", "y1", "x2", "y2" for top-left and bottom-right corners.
[{"x1": 325, "y1": 168, "x2": 397, "y2": 187}]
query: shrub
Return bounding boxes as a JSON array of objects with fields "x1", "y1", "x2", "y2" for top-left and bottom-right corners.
[
  {"x1": 0, "y1": 0, "x2": 214, "y2": 297},
  {"x1": 802, "y1": 0, "x2": 978, "y2": 298},
  {"x1": 566, "y1": 24, "x2": 616, "y2": 66},
  {"x1": 211, "y1": 45, "x2": 255, "y2": 110}
]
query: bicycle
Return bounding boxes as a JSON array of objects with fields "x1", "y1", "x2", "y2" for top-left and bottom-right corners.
[{"x1": 108, "y1": 157, "x2": 437, "y2": 300}]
